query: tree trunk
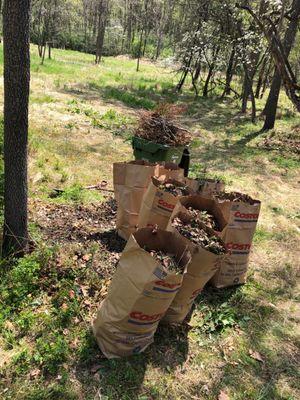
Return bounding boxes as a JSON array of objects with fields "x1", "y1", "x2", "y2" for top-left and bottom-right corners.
[
  {"x1": 255, "y1": 56, "x2": 268, "y2": 98},
  {"x1": 136, "y1": 29, "x2": 143, "y2": 72},
  {"x1": 48, "y1": 42, "x2": 52, "y2": 59},
  {"x1": 203, "y1": 66, "x2": 213, "y2": 97},
  {"x1": 2, "y1": 0, "x2": 31, "y2": 258},
  {"x1": 155, "y1": 30, "x2": 163, "y2": 60},
  {"x1": 193, "y1": 58, "x2": 201, "y2": 82},
  {"x1": 41, "y1": 43, "x2": 47, "y2": 65},
  {"x1": 95, "y1": 0, "x2": 108, "y2": 64},
  {"x1": 262, "y1": 0, "x2": 300, "y2": 130},
  {"x1": 221, "y1": 47, "x2": 235, "y2": 98},
  {"x1": 241, "y1": 73, "x2": 250, "y2": 113}
]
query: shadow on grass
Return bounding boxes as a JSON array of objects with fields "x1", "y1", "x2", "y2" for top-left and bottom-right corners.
[
  {"x1": 74, "y1": 323, "x2": 189, "y2": 400},
  {"x1": 61, "y1": 80, "x2": 179, "y2": 110},
  {"x1": 192, "y1": 281, "x2": 299, "y2": 399}
]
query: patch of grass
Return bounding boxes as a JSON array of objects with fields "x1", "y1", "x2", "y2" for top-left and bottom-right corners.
[
  {"x1": 101, "y1": 86, "x2": 155, "y2": 109},
  {"x1": 30, "y1": 94, "x2": 55, "y2": 104},
  {"x1": 0, "y1": 44, "x2": 299, "y2": 400},
  {"x1": 50, "y1": 184, "x2": 104, "y2": 203},
  {"x1": 189, "y1": 162, "x2": 231, "y2": 185},
  {"x1": 270, "y1": 154, "x2": 300, "y2": 169}
]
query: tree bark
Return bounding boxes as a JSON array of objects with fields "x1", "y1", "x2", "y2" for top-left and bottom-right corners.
[
  {"x1": 221, "y1": 46, "x2": 236, "y2": 98},
  {"x1": 2, "y1": 0, "x2": 31, "y2": 257},
  {"x1": 262, "y1": 0, "x2": 300, "y2": 130},
  {"x1": 203, "y1": 66, "x2": 214, "y2": 97},
  {"x1": 136, "y1": 29, "x2": 144, "y2": 72},
  {"x1": 95, "y1": 0, "x2": 108, "y2": 64}
]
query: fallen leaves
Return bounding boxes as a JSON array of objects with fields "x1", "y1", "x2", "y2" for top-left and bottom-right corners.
[
  {"x1": 249, "y1": 349, "x2": 264, "y2": 362},
  {"x1": 218, "y1": 390, "x2": 230, "y2": 400}
]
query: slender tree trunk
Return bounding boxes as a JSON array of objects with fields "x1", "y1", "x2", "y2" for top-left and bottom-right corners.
[
  {"x1": 176, "y1": 48, "x2": 194, "y2": 92},
  {"x1": 260, "y1": 63, "x2": 273, "y2": 99},
  {"x1": 48, "y1": 42, "x2": 52, "y2": 59},
  {"x1": 2, "y1": 0, "x2": 31, "y2": 258},
  {"x1": 241, "y1": 73, "x2": 250, "y2": 113},
  {"x1": 255, "y1": 56, "x2": 268, "y2": 98},
  {"x1": 136, "y1": 29, "x2": 143, "y2": 72},
  {"x1": 41, "y1": 43, "x2": 47, "y2": 65},
  {"x1": 262, "y1": 0, "x2": 300, "y2": 130},
  {"x1": 221, "y1": 47, "x2": 235, "y2": 98},
  {"x1": 142, "y1": 30, "x2": 148, "y2": 56},
  {"x1": 203, "y1": 66, "x2": 214, "y2": 97},
  {"x1": 95, "y1": 0, "x2": 108, "y2": 64},
  {"x1": 155, "y1": 30, "x2": 163, "y2": 60},
  {"x1": 193, "y1": 58, "x2": 201, "y2": 82}
]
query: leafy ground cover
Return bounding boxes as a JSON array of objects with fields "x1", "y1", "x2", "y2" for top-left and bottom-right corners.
[{"x1": 0, "y1": 45, "x2": 299, "y2": 400}]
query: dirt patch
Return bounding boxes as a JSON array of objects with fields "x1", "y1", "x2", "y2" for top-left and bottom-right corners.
[{"x1": 30, "y1": 197, "x2": 126, "y2": 265}]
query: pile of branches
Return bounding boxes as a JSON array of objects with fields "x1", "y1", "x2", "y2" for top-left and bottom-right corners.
[{"x1": 134, "y1": 103, "x2": 191, "y2": 146}]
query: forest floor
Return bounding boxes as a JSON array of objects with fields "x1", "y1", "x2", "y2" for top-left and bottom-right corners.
[{"x1": 0, "y1": 46, "x2": 299, "y2": 400}]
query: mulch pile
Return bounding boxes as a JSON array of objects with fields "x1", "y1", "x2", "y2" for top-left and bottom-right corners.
[
  {"x1": 187, "y1": 206, "x2": 220, "y2": 231},
  {"x1": 159, "y1": 182, "x2": 190, "y2": 197},
  {"x1": 172, "y1": 217, "x2": 226, "y2": 255},
  {"x1": 135, "y1": 103, "x2": 191, "y2": 146}
]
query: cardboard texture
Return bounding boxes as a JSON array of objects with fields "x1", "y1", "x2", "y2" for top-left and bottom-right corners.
[
  {"x1": 210, "y1": 195, "x2": 261, "y2": 288},
  {"x1": 184, "y1": 178, "x2": 225, "y2": 198},
  {"x1": 113, "y1": 161, "x2": 184, "y2": 240},
  {"x1": 93, "y1": 228, "x2": 191, "y2": 358},
  {"x1": 164, "y1": 211, "x2": 227, "y2": 323},
  {"x1": 138, "y1": 176, "x2": 190, "y2": 230}
]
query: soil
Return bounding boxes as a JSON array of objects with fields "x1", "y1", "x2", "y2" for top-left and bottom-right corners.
[
  {"x1": 215, "y1": 191, "x2": 258, "y2": 205},
  {"x1": 172, "y1": 217, "x2": 226, "y2": 255},
  {"x1": 146, "y1": 249, "x2": 183, "y2": 274},
  {"x1": 30, "y1": 196, "x2": 126, "y2": 268},
  {"x1": 158, "y1": 182, "x2": 190, "y2": 197},
  {"x1": 187, "y1": 206, "x2": 220, "y2": 231}
]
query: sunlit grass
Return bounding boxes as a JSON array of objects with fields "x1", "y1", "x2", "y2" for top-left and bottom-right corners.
[{"x1": 0, "y1": 44, "x2": 299, "y2": 400}]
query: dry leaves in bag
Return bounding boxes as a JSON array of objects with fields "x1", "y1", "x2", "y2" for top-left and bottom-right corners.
[
  {"x1": 172, "y1": 215, "x2": 226, "y2": 255},
  {"x1": 93, "y1": 228, "x2": 191, "y2": 358}
]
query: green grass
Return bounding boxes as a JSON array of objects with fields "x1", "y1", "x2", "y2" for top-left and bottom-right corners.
[{"x1": 0, "y1": 44, "x2": 299, "y2": 399}]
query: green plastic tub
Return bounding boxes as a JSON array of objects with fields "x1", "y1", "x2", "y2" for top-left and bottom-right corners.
[{"x1": 132, "y1": 136, "x2": 185, "y2": 164}]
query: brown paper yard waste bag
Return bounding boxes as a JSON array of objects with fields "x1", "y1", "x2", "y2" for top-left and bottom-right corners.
[
  {"x1": 210, "y1": 192, "x2": 261, "y2": 288},
  {"x1": 184, "y1": 177, "x2": 225, "y2": 198},
  {"x1": 159, "y1": 162, "x2": 185, "y2": 181},
  {"x1": 92, "y1": 228, "x2": 191, "y2": 358},
  {"x1": 170, "y1": 193, "x2": 261, "y2": 287},
  {"x1": 163, "y1": 211, "x2": 228, "y2": 323},
  {"x1": 138, "y1": 176, "x2": 191, "y2": 230},
  {"x1": 213, "y1": 191, "x2": 261, "y2": 233},
  {"x1": 113, "y1": 161, "x2": 184, "y2": 240}
]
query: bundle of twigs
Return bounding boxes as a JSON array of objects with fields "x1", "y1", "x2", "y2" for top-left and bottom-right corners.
[{"x1": 135, "y1": 103, "x2": 191, "y2": 146}]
